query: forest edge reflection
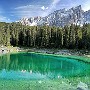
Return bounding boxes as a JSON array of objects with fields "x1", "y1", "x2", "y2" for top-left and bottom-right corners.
[{"x1": 0, "y1": 52, "x2": 90, "y2": 80}]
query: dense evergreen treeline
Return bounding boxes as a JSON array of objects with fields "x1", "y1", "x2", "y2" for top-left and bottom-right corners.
[{"x1": 0, "y1": 22, "x2": 90, "y2": 49}]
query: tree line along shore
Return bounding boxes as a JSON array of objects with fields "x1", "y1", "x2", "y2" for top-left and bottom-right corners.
[{"x1": 0, "y1": 22, "x2": 90, "y2": 50}]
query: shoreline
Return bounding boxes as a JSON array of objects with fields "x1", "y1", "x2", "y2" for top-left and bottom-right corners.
[
  {"x1": 27, "y1": 51, "x2": 90, "y2": 63},
  {"x1": 0, "y1": 46, "x2": 90, "y2": 63}
]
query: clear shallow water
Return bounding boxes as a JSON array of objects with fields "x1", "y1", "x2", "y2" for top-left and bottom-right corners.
[{"x1": 0, "y1": 52, "x2": 90, "y2": 81}]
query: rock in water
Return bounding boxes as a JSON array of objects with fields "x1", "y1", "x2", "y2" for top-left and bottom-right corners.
[{"x1": 77, "y1": 82, "x2": 88, "y2": 90}]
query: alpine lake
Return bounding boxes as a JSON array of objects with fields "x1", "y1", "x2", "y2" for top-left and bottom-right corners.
[{"x1": 0, "y1": 52, "x2": 90, "y2": 90}]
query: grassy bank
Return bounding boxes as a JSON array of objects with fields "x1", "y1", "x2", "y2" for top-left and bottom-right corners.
[
  {"x1": 0, "y1": 79, "x2": 77, "y2": 90},
  {"x1": 0, "y1": 76, "x2": 90, "y2": 90}
]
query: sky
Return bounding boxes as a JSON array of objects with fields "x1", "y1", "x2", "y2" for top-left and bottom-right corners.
[{"x1": 0, "y1": 0, "x2": 90, "y2": 22}]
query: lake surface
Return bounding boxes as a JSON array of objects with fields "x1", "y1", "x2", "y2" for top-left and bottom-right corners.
[{"x1": 0, "y1": 52, "x2": 90, "y2": 81}]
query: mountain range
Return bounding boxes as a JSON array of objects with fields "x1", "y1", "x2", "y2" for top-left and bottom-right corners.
[{"x1": 19, "y1": 5, "x2": 90, "y2": 27}]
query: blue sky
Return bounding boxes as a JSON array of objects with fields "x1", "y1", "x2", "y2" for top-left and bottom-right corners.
[{"x1": 0, "y1": 0, "x2": 90, "y2": 22}]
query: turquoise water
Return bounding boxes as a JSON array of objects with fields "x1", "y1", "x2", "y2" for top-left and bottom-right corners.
[{"x1": 0, "y1": 52, "x2": 90, "y2": 81}]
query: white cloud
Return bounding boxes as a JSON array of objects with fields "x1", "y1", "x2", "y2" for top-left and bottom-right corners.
[
  {"x1": 82, "y1": 0, "x2": 90, "y2": 11},
  {"x1": 41, "y1": 6, "x2": 45, "y2": 10},
  {"x1": 41, "y1": 0, "x2": 61, "y2": 16},
  {"x1": 0, "y1": 15, "x2": 7, "y2": 21},
  {"x1": 0, "y1": 7, "x2": 11, "y2": 22},
  {"x1": 41, "y1": 6, "x2": 48, "y2": 10},
  {"x1": 0, "y1": 15, "x2": 11, "y2": 22},
  {"x1": 14, "y1": 0, "x2": 61, "y2": 18},
  {"x1": 14, "y1": 4, "x2": 50, "y2": 18},
  {"x1": 15, "y1": 5, "x2": 34, "y2": 10},
  {"x1": 14, "y1": 0, "x2": 62, "y2": 19},
  {"x1": 46, "y1": 7, "x2": 48, "y2": 9}
]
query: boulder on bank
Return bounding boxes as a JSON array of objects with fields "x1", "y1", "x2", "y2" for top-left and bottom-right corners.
[{"x1": 77, "y1": 82, "x2": 88, "y2": 90}]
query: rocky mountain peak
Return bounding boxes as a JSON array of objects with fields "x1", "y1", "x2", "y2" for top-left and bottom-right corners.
[{"x1": 19, "y1": 5, "x2": 90, "y2": 27}]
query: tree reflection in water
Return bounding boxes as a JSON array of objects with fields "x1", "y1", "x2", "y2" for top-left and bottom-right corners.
[{"x1": 0, "y1": 53, "x2": 90, "y2": 80}]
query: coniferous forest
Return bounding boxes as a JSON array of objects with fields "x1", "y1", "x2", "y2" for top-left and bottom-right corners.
[{"x1": 0, "y1": 22, "x2": 90, "y2": 49}]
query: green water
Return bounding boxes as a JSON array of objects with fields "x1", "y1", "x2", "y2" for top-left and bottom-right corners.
[{"x1": 0, "y1": 52, "x2": 90, "y2": 90}]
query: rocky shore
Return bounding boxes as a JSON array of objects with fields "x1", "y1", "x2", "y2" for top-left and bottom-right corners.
[
  {"x1": 0, "y1": 46, "x2": 90, "y2": 57},
  {"x1": 0, "y1": 46, "x2": 20, "y2": 55},
  {"x1": 27, "y1": 48, "x2": 90, "y2": 56}
]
